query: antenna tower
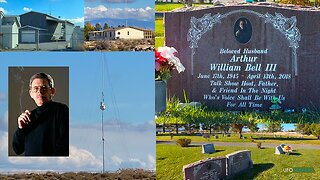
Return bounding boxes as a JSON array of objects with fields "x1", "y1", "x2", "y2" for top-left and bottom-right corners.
[{"x1": 100, "y1": 55, "x2": 107, "y2": 173}]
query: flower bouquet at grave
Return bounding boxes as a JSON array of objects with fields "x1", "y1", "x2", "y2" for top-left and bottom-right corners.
[
  {"x1": 283, "y1": 145, "x2": 292, "y2": 155},
  {"x1": 155, "y1": 46, "x2": 185, "y2": 82}
]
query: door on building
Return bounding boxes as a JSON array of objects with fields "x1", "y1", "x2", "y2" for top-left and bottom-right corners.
[{"x1": 21, "y1": 30, "x2": 36, "y2": 43}]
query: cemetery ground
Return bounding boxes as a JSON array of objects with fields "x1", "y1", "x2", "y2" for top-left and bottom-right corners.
[
  {"x1": 0, "y1": 169, "x2": 156, "y2": 180},
  {"x1": 156, "y1": 132, "x2": 320, "y2": 145},
  {"x1": 157, "y1": 142, "x2": 320, "y2": 180}
]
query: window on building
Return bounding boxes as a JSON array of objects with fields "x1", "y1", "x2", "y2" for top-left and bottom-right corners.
[
  {"x1": 118, "y1": 32, "x2": 120, "y2": 35},
  {"x1": 127, "y1": 31, "x2": 129, "y2": 35}
]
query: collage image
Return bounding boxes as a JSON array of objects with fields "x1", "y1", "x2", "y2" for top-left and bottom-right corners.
[{"x1": 0, "y1": 0, "x2": 319, "y2": 179}]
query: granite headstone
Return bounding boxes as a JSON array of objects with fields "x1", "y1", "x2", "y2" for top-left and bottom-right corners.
[
  {"x1": 183, "y1": 157, "x2": 227, "y2": 180},
  {"x1": 165, "y1": 5, "x2": 320, "y2": 112},
  {"x1": 202, "y1": 144, "x2": 215, "y2": 154},
  {"x1": 225, "y1": 150, "x2": 253, "y2": 177}
]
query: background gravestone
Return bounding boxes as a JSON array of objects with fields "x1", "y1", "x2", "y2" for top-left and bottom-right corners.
[
  {"x1": 202, "y1": 143, "x2": 215, "y2": 154},
  {"x1": 165, "y1": 5, "x2": 320, "y2": 111},
  {"x1": 183, "y1": 157, "x2": 226, "y2": 180},
  {"x1": 225, "y1": 150, "x2": 253, "y2": 177}
]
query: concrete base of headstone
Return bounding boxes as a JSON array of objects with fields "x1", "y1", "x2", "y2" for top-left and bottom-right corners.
[
  {"x1": 202, "y1": 144, "x2": 215, "y2": 154},
  {"x1": 226, "y1": 150, "x2": 253, "y2": 178},
  {"x1": 183, "y1": 157, "x2": 227, "y2": 180}
]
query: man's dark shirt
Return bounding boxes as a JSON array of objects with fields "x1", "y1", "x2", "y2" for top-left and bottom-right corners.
[
  {"x1": 235, "y1": 27, "x2": 251, "y2": 44},
  {"x1": 13, "y1": 101, "x2": 69, "y2": 156}
]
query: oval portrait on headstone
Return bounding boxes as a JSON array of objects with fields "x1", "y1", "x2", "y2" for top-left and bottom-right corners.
[{"x1": 234, "y1": 17, "x2": 252, "y2": 44}]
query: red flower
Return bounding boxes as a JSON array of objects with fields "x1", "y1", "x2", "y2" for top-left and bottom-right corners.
[{"x1": 155, "y1": 50, "x2": 168, "y2": 65}]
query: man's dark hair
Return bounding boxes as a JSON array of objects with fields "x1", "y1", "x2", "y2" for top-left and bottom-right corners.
[{"x1": 29, "y1": 73, "x2": 54, "y2": 88}]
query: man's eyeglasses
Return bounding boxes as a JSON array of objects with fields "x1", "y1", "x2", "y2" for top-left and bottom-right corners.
[{"x1": 30, "y1": 86, "x2": 51, "y2": 93}]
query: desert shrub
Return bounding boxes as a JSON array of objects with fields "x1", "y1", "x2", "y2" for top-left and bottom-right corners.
[{"x1": 176, "y1": 138, "x2": 191, "y2": 147}]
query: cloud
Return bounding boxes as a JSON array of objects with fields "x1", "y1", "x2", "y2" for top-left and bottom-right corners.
[
  {"x1": 0, "y1": 0, "x2": 7, "y2": 3},
  {"x1": 110, "y1": 154, "x2": 155, "y2": 170},
  {"x1": 85, "y1": 5, "x2": 154, "y2": 21},
  {"x1": 147, "y1": 154, "x2": 156, "y2": 170},
  {"x1": 0, "y1": 111, "x2": 8, "y2": 131},
  {"x1": 0, "y1": 130, "x2": 101, "y2": 171},
  {"x1": 129, "y1": 158, "x2": 146, "y2": 167},
  {"x1": 57, "y1": 146, "x2": 102, "y2": 168},
  {"x1": 23, "y1": 7, "x2": 32, "y2": 12},
  {"x1": 67, "y1": 17, "x2": 84, "y2": 24},
  {"x1": 111, "y1": 155, "x2": 123, "y2": 166},
  {"x1": 0, "y1": 7, "x2": 7, "y2": 14},
  {"x1": 0, "y1": 131, "x2": 7, "y2": 152},
  {"x1": 0, "y1": 92, "x2": 5, "y2": 101},
  {"x1": 0, "y1": 121, "x2": 155, "y2": 172},
  {"x1": 110, "y1": 157, "x2": 146, "y2": 168},
  {"x1": 86, "y1": 0, "x2": 135, "y2": 3},
  {"x1": 6, "y1": 145, "x2": 102, "y2": 171}
]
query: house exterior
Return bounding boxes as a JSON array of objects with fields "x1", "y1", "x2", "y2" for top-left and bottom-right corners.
[
  {"x1": 0, "y1": 11, "x2": 83, "y2": 50},
  {"x1": 0, "y1": 11, "x2": 21, "y2": 49},
  {"x1": 19, "y1": 11, "x2": 75, "y2": 43},
  {"x1": 89, "y1": 26, "x2": 154, "y2": 41}
]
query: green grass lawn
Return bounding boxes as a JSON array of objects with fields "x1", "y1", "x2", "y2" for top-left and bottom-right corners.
[
  {"x1": 155, "y1": 18, "x2": 164, "y2": 38},
  {"x1": 155, "y1": 37, "x2": 164, "y2": 48},
  {"x1": 155, "y1": 18, "x2": 165, "y2": 48},
  {"x1": 157, "y1": 144, "x2": 320, "y2": 180},
  {"x1": 155, "y1": 2, "x2": 212, "y2": 12},
  {"x1": 156, "y1": 133, "x2": 320, "y2": 145},
  {"x1": 155, "y1": 3, "x2": 184, "y2": 12}
]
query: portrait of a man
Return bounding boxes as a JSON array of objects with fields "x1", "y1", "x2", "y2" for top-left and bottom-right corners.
[
  {"x1": 9, "y1": 68, "x2": 69, "y2": 156},
  {"x1": 234, "y1": 17, "x2": 252, "y2": 44}
]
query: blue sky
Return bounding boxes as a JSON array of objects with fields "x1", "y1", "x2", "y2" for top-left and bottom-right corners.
[
  {"x1": 0, "y1": 0, "x2": 84, "y2": 27},
  {"x1": 85, "y1": 0, "x2": 154, "y2": 29},
  {"x1": 86, "y1": 0, "x2": 153, "y2": 9},
  {"x1": 0, "y1": 52, "x2": 155, "y2": 172},
  {"x1": 243, "y1": 124, "x2": 296, "y2": 132}
]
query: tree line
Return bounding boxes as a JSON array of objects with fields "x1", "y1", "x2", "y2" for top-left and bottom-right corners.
[{"x1": 156, "y1": 97, "x2": 320, "y2": 138}]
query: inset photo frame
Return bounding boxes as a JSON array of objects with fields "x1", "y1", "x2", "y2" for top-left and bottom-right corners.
[{"x1": 8, "y1": 67, "x2": 69, "y2": 156}]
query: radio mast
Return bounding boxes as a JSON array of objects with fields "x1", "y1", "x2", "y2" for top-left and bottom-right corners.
[{"x1": 100, "y1": 55, "x2": 107, "y2": 173}]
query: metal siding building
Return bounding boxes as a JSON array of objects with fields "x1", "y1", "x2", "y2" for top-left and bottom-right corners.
[{"x1": 19, "y1": 11, "x2": 75, "y2": 43}]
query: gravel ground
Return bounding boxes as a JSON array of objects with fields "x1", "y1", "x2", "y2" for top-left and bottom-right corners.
[{"x1": 0, "y1": 169, "x2": 156, "y2": 180}]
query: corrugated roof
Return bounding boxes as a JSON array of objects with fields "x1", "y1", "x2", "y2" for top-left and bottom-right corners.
[
  {"x1": 20, "y1": 25, "x2": 47, "y2": 31},
  {"x1": 20, "y1": 11, "x2": 74, "y2": 25}
]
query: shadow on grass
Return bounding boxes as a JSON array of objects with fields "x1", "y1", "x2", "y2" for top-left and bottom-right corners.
[
  {"x1": 213, "y1": 149, "x2": 225, "y2": 153},
  {"x1": 234, "y1": 163, "x2": 274, "y2": 180},
  {"x1": 157, "y1": 157, "x2": 166, "y2": 161},
  {"x1": 254, "y1": 136, "x2": 316, "y2": 141},
  {"x1": 258, "y1": 147, "x2": 266, "y2": 149},
  {"x1": 187, "y1": 145, "x2": 202, "y2": 147},
  {"x1": 289, "y1": 152, "x2": 302, "y2": 156}
]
